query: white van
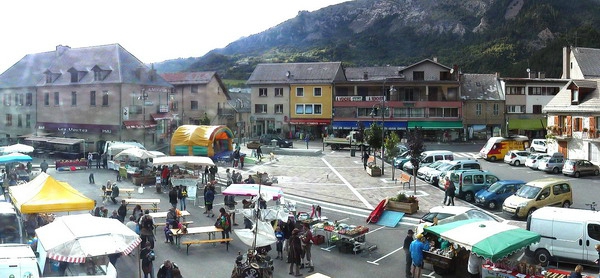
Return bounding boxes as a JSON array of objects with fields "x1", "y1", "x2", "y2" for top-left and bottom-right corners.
[
  {"x1": 402, "y1": 150, "x2": 454, "y2": 173},
  {"x1": 527, "y1": 207, "x2": 600, "y2": 266},
  {"x1": 0, "y1": 202, "x2": 24, "y2": 244},
  {"x1": 0, "y1": 244, "x2": 41, "y2": 278}
]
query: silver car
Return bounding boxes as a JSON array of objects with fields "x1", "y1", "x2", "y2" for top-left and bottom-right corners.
[{"x1": 538, "y1": 156, "x2": 565, "y2": 174}]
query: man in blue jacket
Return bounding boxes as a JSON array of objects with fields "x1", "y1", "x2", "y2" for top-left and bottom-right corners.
[{"x1": 409, "y1": 233, "x2": 430, "y2": 278}]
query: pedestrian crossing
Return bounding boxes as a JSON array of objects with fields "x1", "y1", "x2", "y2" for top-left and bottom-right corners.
[{"x1": 453, "y1": 152, "x2": 480, "y2": 159}]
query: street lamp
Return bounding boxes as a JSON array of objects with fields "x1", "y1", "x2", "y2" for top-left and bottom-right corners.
[
  {"x1": 138, "y1": 89, "x2": 148, "y2": 146},
  {"x1": 370, "y1": 84, "x2": 396, "y2": 176}
]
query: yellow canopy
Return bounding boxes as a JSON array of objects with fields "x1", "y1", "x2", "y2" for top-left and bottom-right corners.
[{"x1": 9, "y1": 173, "x2": 95, "y2": 214}]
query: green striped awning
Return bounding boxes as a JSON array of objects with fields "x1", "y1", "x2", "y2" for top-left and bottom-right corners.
[{"x1": 408, "y1": 121, "x2": 463, "y2": 129}]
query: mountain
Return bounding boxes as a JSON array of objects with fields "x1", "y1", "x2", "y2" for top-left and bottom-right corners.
[{"x1": 154, "y1": 0, "x2": 600, "y2": 80}]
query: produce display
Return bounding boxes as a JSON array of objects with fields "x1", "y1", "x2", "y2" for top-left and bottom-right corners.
[{"x1": 313, "y1": 221, "x2": 369, "y2": 236}]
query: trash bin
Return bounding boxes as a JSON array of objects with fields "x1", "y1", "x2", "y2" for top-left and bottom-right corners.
[
  {"x1": 351, "y1": 149, "x2": 356, "y2": 157},
  {"x1": 271, "y1": 139, "x2": 278, "y2": 147}
]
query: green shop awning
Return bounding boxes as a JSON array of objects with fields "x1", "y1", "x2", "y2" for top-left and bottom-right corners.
[
  {"x1": 508, "y1": 118, "x2": 546, "y2": 130},
  {"x1": 408, "y1": 121, "x2": 463, "y2": 129}
]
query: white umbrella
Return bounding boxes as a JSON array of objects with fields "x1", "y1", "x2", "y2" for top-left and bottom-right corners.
[
  {"x1": 113, "y1": 148, "x2": 157, "y2": 161},
  {"x1": 234, "y1": 220, "x2": 278, "y2": 247},
  {"x1": 35, "y1": 214, "x2": 141, "y2": 263},
  {"x1": 3, "y1": 143, "x2": 34, "y2": 154}
]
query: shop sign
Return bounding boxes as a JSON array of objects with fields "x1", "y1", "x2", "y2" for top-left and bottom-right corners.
[
  {"x1": 145, "y1": 87, "x2": 170, "y2": 93},
  {"x1": 365, "y1": 96, "x2": 385, "y2": 102},
  {"x1": 58, "y1": 127, "x2": 88, "y2": 133},
  {"x1": 159, "y1": 104, "x2": 169, "y2": 113},
  {"x1": 335, "y1": 96, "x2": 363, "y2": 102}
]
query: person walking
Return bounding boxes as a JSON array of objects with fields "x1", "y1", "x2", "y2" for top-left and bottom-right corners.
[
  {"x1": 87, "y1": 152, "x2": 93, "y2": 169},
  {"x1": 89, "y1": 172, "x2": 95, "y2": 184},
  {"x1": 140, "y1": 242, "x2": 155, "y2": 278},
  {"x1": 156, "y1": 260, "x2": 179, "y2": 278},
  {"x1": 445, "y1": 179, "x2": 456, "y2": 206},
  {"x1": 168, "y1": 186, "x2": 178, "y2": 208},
  {"x1": 205, "y1": 184, "x2": 215, "y2": 217},
  {"x1": 403, "y1": 229, "x2": 415, "y2": 277},
  {"x1": 409, "y1": 234, "x2": 430, "y2": 278},
  {"x1": 362, "y1": 152, "x2": 369, "y2": 170},
  {"x1": 117, "y1": 200, "x2": 127, "y2": 223},
  {"x1": 40, "y1": 160, "x2": 48, "y2": 173},
  {"x1": 275, "y1": 225, "x2": 284, "y2": 260},
  {"x1": 300, "y1": 222, "x2": 315, "y2": 273},
  {"x1": 218, "y1": 207, "x2": 232, "y2": 241},
  {"x1": 256, "y1": 145, "x2": 263, "y2": 161},
  {"x1": 209, "y1": 165, "x2": 217, "y2": 181},
  {"x1": 289, "y1": 228, "x2": 303, "y2": 277},
  {"x1": 139, "y1": 210, "x2": 155, "y2": 249},
  {"x1": 110, "y1": 183, "x2": 120, "y2": 204}
]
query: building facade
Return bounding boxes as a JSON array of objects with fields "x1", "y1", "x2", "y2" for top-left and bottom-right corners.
[{"x1": 460, "y1": 73, "x2": 505, "y2": 140}]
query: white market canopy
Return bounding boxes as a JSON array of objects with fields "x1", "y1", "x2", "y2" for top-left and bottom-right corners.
[
  {"x1": 3, "y1": 143, "x2": 34, "y2": 154},
  {"x1": 113, "y1": 148, "x2": 157, "y2": 161},
  {"x1": 151, "y1": 156, "x2": 215, "y2": 167},
  {"x1": 223, "y1": 184, "x2": 284, "y2": 201},
  {"x1": 424, "y1": 219, "x2": 540, "y2": 262},
  {"x1": 35, "y1": 214, "x2": 141, "y2": 263}
]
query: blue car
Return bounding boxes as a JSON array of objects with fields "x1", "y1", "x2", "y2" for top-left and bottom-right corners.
[{"x1": 474, "y1": 180, "x2": 525, "y2": 210}]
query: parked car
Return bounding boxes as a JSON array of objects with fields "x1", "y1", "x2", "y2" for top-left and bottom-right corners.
[
  {"x1": 430, "y1": 159, "x2": 482, "y2": 187},
  {"x1": 502, "y1": 178, "x2": 572, "y2": 219},
  {"x1": 416, "y1": 205, "x2": 499, "y2": 234},
  {"x1": 403, "y1": 150, "x2": 454, "y2": 173},
  {"x1": 529, "y1": 139, "x2": 548, "y2": 153},
  {"x1": 442, "y1": 169, "x2": 500, "y2": 202},
  {"x1": 562, "y1": 159, "x2": 600, "y2": 178},
  {"x1": 259, "y1": 134, "x2": 293, "y2": 148},
  {"x1": 393, "y1": 151, "x2": 411, "y2": 169},
  {"x1": 475, "y1": 180, "x2": 525, "y2": 210},
  {"x1": 416, "y1": 160, "x2": 451, "y2": 180},
  {"x1": 503, "y1": 150, "x2": 530, "y2": 166},
  {"x1": 537, "y1": 153, "x2": 566, "y2": 174},
  {"x1": 525, "y1": 154, "x2": 550, "y2": 169}
]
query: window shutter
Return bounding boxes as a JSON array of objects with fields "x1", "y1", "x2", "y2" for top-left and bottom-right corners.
[{"x1": 566, "y1": 116, "x2": 572, "y2": 136}]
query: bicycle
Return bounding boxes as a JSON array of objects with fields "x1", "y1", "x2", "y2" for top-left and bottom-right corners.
[{"x1": 585, "y1": 202, "x2": 597, "y2": 211}]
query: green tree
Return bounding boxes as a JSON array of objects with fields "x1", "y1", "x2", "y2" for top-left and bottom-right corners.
[
  {"x1": 383, "y1": 132, "x2": 401, "y2": 160},
  {"x1": 406, "y1": 128, "x2": 426, "y2": 193},
  {"x1": 200, "y1": 113, "x2": 211, "y2": 125},
  {"x1": 365, "y1": 122, "x2": 384, "y2": 172}
]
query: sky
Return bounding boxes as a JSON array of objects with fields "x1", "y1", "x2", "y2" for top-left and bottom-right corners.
[{"x1": 0, "y1": 0, "x2": 350, "y2": 73}]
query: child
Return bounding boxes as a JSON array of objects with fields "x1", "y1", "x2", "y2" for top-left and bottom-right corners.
[
  {"x1": 164, "y1": 220, "x2": 181, "y2": 244},
  {"x1": 275, "y1": 225, "x2": 284, "y2": 260}
]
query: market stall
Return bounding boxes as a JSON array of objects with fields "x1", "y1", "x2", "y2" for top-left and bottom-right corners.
[
  {"x1": 111, "y1": 148, "x2": 158, "y2": 185},
  {"x1": 152, "y1": 155, "x2": 215, "y2": 200},
  {"x1": 423, "y1": 219, "x2": 542, "y2": 276},
  {"x1": 35, "y1": 214, "x2": 141, "y2": 277},
  {"x1": 9, "y1": 172, "x2": 95, "y2": 214}
]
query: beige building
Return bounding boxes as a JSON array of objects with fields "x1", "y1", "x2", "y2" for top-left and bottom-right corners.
[{"x1": 0, "y1": 44, "x2": 173, "y2": 153}]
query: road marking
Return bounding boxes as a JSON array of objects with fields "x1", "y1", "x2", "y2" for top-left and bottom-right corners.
[
  {"x1": 322, "y1": 157, "x2": 374, "y2": 210},
  {"x1": 367, "y1": 246, "x2": 403, "y2": 265},
  {"x1": 285, "y1": 194, "x2": 371, "y2": 217}
]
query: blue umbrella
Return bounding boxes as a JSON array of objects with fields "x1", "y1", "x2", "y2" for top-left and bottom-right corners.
[{"x1": 0, "y1": 152, "x2": 33, "y2": 164}]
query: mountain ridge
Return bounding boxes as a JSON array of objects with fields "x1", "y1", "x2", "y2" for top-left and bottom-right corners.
[{"x1": 154, "y1": 0, "x2": 600, "y2": 80}]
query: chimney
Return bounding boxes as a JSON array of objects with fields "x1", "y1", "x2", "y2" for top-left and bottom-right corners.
[
  {"x1": 538, "y1": 72, "x2": 545, "y2": 79},
  {"x1": 562, "y1": 46, "x2": 571, "y2": 79},
  {"x1": 432, "y1": 57, "x2": 438, "y2": 63},
  {"x1": 55, "y1": 45, "x2": 71, "y2": 56},
  {"x1": 363, "y1": 72, "x2": 368, "y2": 80}
]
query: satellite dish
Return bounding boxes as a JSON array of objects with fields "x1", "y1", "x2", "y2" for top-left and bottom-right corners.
[
  {"x1": 286, "y1": 71, "x2": 291, "y2": 77},
  {"x1": 526, "y1": 68, "x2": 531, "y2": 73}
]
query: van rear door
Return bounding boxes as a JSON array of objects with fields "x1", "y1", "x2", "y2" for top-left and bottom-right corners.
[{"x1": 551, "y1": 221, "x2": 585, "y2": 262}]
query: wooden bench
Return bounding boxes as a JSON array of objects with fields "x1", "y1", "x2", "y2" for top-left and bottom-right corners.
[
  {"x1": 154, "y1": 221, "x2": 194, "y2": 232},
  {"x1": 181, "y1": 238, "x2": 233, "y2": 254},
  {"x1": 399, "y1": 171, "x2": 412, "y2": 189}
]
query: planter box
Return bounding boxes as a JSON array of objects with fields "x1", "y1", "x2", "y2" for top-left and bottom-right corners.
[
  {"x1": 386, "y1": 200, "x2": 419, "y2": 214},
  {"x1": 367, "y1": 167, "x2": 381, "y2": 177}
]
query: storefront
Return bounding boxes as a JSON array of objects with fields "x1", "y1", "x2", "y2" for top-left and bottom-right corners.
[
  {"x1": 408, "y1": 121, "x2": 463, "y2": 142},
  {"x1": 289, "y1": 119, "x2": 331, "y2": 140},
  {"x1": 508, "y1": 118, "x2": 546, "y2": 139}
]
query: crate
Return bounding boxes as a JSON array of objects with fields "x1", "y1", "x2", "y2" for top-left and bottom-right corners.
[
  {"x1": 313, "y1": 235, "x2": 325, "y2": 245},
  {"x1": 337, "y1": 240, "x2": 354, "y2": 254}
]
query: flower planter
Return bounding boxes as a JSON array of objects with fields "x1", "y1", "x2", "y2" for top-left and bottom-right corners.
[
  {"x1": 367, "y1": 167, "x2": 381, "y2": 177},
  {"x1": 386, "y1": 200, "x2": 419, "y2": 214}
]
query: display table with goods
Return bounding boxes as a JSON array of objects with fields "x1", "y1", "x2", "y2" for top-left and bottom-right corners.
[
  {"x1": 312, "y1": 221, "x2": 369, "y2": 253},
  {"x1": 55, "y1": 159, "x2": 88, "y2": 171}
]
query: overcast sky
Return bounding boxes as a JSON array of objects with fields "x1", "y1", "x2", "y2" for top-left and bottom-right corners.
[{"x1": 0, "y1": 0, "x2": 350, "y2": 73}]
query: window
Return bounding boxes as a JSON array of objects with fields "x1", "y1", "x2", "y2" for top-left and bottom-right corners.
[
  {"x1": 275, "y1": 88, "x2": 283, "y2": 97},
  {"x1": 428, "y1": 108, "x2": 458, "y2": 118},
  {"x1": 90, "y1": 91, "x2": 96, "y2": 106},
  {"x1": 191, "y1": 101, "x2": 199, "y2": 110},
  {"x1": 5, "y1": 114, "x2": 12, "y2": 126},
  {"x1": 255, "y1": 104, "x2": 267, "y2": 113},
  {"x1": 493, "y1": 103, "x2": 499, "y2": 116},
  {"x1": 274, "y1": 104, "x2": 283, "y2": 114},
  {"x1": 528, "y1": 86, "x2": 560, "y2": 95},
  {"x1": 574, "y1": 118, "x2": 582, "y2": 132},
  {"x1": 403, "y1": 88, "x2": 417, "y2": 101},
  {"x1": 25, "y1": 114, "x2": 31, "y2": 128},
  {"x1": 506, "y1": 86, "x2": 525, "y2": 95},
  {"x1": 296, "y1": 87, "x2": 304, "y2": 97},
  {"x1": 17, "y1": 114, "x2": 22, "y2": 127},
  {"x1": 71, "y1": 91, "x2": 77, "y2": 106},
  {"x1": 191, "y1": 85, "x2": 198, "y2": 94},
  {"x1": 26, "y1": 93, "x2": 32, "y2": 106},
  {"x1": 507, "y1": 105, "x2": 526, "y2": 113},
  {"x1": 314, "y1": 104, "x2": 322, "y2": 115},
  {"x1": 296, "y1": 104, "x2": 304, "y2": 114},
  {"x1": 102, "y1": 91, "x2": 109, "y2": 106},
  {"x1": 94, "y1": 70, "x2": 102, "y2": 81},
  {"x1": 3, "y1": 94, "x2": 10, "y2": 106},
  {"x1": 54, "y1": 92, "x2": 60, "y2": 106},
  {"x1": 16, "y1": 94, "x2": 23, "y2": 106},
  {"x1": 413, "y1": 71, "x2": 424, "y2": 80},
  {"x1": 259, "y1": 88, "x2": 267, "y2": 97},
  {"x1": 533, "y1": 105, "x2": 542, "y2": 114},
  {"x1": 305, "y1": 105, "x2": 313, "y2": 114},
  {"x1": 313, "y1": 87, "x2": 322, "y2": 97},
  {"x1": 44, "y1": 93, "x2": 49, "y2": 106},
  {"x1": 476, "y1": 103, "x2": 482, "y2": 116},
  {"x1": 394, "y1": 108, "x2": 425, "y2": 118},
  {"x1": 92, "y1": 66, "x2": 111, "y2": 81}
]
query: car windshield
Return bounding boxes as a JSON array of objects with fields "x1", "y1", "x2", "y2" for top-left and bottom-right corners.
[
  {"x1": 0, "y1": 213, "x2": 21, "y2": 244},
  {"x1": 486, "y1": 181, "x2": 505, "y2": 193},
  {"x1": 427, "y1": 161, "x2": 444, "y2": 168},
  {"x1": 515, "y1": 185, "x2": 541, "y2": 199},
  {"x1": 437, "y1": 163, "x2": 453, "y2": 171},
  {"x1": 397, "y1": 151, "x2": 409, "y2": 158}
]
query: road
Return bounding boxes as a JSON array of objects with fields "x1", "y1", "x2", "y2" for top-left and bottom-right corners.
[{"x1": 17, "y1": 140, "x2": 599, "y2": 277}]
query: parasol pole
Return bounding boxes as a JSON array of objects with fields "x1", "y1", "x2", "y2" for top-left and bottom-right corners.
[{"x1": 251, "y1": 183, "x2": 262, "y2": 251}]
